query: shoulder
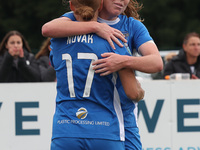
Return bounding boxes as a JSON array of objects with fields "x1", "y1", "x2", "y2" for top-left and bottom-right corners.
[
  {"x1": 37, "y1": 56, "x2": 50, "y2": 66},
  {"x1": 37, "y1": 55, "x2": 49, "y2": 61},
  {"x1": 119, "y1": 15, "x2": 144, "y2": 27},
  {"x1": 0, "y1": 51, "x2": 7, "y2": 58},
  {"x1": 171, "y1": 50, "x2": 186, "y2": 62},
  {"x1": 62, "y1": 11, "x2": 76, "y2": 21},
  {"x1": 51, "y1": 37, "x2": 67, "y2": 50},
  {"x1": 24, "y1": 50, "x2": 33, "y2": 57},
  {"x1": 23, "y1": 50, "x2": 37, "y2": 63}
]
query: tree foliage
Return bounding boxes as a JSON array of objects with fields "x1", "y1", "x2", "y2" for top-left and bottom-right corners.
[
  {"x1": 0, "y1": 0, "x2": 69, "y2": 54},
  {"x1": 138, "y1": 0, "x2": 200, "y2": 50},
  {"x1": 0, "y1": 0, "x2": 200, "y2": 53}
]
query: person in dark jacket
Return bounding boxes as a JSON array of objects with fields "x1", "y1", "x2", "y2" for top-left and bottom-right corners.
[
  {"x1": 164, "y1": 32, "x2": 200, "y2": 79},
  {"x1": 0, "y1": 30, "x2": 40, "y2": 82},
  {"x1": 35, "y1": 37, "x2": 56, "y2": 82}
]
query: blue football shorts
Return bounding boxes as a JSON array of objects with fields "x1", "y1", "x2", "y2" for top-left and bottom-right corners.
[
  {"x1": 51, "y1": 137, "x2": 125, "y2": 150},
  {"x1": 124, "y1": 127, "x2": 142, "y2": 150}
]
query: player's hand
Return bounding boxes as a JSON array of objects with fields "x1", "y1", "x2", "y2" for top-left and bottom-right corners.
[
  {"x1": 96, "y1": 23, "x2": 127, "y2": 49},
  {"x1": 92, "y1": 53, "x2": 126, "y2": 76},
  {"x1": 135, "y1": 79, "x2": 145, "y2": 102}
]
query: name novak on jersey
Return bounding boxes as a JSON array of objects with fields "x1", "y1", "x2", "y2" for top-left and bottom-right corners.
[{"x1": 67, "y1": 34, "x2": 94, "y2": 44}]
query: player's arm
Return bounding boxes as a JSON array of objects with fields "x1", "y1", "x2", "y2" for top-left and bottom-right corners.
[
  {"x1": 118, "y1": 41, "x2": 163, "y2": 73},
  {"x1": 42, "y1": 17, "x2": 98, "y2": 37},
  {"x1": 118, "y1": 68, "x2": 144, "y2": 102},
  {"x1": 42, "y1": 17, "x2": 126, "y2": 49},
  {"x1": 93, "y1": 41, "x2": 163, "y2": 76}
]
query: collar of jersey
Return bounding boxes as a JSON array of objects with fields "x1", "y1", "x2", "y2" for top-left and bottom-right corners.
[{"x1": 97, "y1": 17, "x2": 120, "y2": 25}]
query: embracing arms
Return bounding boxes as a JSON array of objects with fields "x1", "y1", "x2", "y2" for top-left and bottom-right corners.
[
  {"x1": 42, "y1": 16, "x2": 163, "y2": 76},
  {"x1": 119, "y1": 68, "x2": 144, "y2": 102},
  {"x1": 42, "y1": 17, "x2": 126, "y2": 49},
  {"x1": 93, "y1": 41, "x2": 163, "y2": 76}
]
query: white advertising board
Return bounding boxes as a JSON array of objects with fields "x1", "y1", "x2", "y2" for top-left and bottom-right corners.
[
  {"x1": 0, "y1": 83, "x2": 56, "y2": 150},
  {"x1": 0, "y1": 81, "x2": 199, "y2": 150},
  {"x1": 138, "y1": 80, "x2": 200, "y2": 150}
]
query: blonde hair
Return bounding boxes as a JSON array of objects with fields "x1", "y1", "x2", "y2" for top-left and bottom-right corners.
[
  {"x1": 70, "y1": 0, "x2": 101, "y2": 21},
  {"x1": 123, "y1": 0, "x2": 143, "y2": 22}
]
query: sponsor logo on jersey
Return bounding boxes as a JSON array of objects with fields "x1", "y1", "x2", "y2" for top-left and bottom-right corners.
[{"x1": 76, "y1": 107, "x2": 88, "y2": 119}]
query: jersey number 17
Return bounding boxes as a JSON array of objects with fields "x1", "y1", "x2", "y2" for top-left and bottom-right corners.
[{"x1": 62, "y1": 53, "x2": 98, "y2": 98}]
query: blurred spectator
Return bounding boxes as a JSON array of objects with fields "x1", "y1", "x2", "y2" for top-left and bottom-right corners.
[
  {"x1": 0, "y1": 30, "x2": 40, "y2": 82},
  {"x1": 35, "y1": 38, "x2": 56, "y2": 82},
  {"x1": 164, "y1": 32, "x2": 200, "y2": 79}
]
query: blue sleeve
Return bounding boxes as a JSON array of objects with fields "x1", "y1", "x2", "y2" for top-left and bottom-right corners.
[
  {"x1": 62, "y1": 11, "x2": 76, "y2": 21},
  {"x1": 128, "y1": 18, "x2": 153, "y2": 52}
]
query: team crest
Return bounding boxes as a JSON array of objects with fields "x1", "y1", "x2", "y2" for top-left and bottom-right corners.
[{"x1": 76, "y1": 107, "x2": 88, "y2": 119}]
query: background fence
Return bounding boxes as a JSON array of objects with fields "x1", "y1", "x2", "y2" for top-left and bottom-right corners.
[{"x1": 0, "y1": 81, "x2": 199, "y2": 150}]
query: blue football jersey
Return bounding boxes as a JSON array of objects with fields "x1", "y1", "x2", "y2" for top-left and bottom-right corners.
[
  {"x1": 50, "y1": 31, "x2": 131, "y2": 142},
  {"x1": 98, "y1": 15, "x2": 153, "y2": 55},
  {"x1": 62, "y1": 12, "x2": 152, "y2": 54},
  {"x1": 97, "y1": 14, "x2": 151, "y2": 149},
  {"x1": 61, "y1": 12, "x2": 149, "y2": 149}
]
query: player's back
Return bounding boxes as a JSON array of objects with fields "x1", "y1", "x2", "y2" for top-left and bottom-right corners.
[
  {"x1": 50, "y1": 33, "x2": 127, "y2": 141},
  {"x1": 51, "y1": 34, "x2": 116, "y2": 105}
]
